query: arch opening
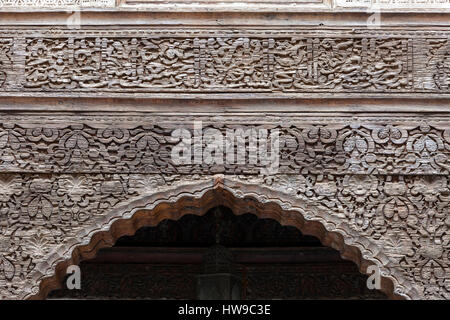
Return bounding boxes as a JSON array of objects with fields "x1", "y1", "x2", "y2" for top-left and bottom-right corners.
[
  {"x1": 48, "y1": 206, "x2": 387, "y2": 300},
  {"x1": 28, "y1": 176, "x2": 407, "y2": 300}
]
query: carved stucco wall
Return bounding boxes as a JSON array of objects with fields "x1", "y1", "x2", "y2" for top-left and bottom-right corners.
[{"x1": 0, "y1": 3, "x2": 449, "y2": 300}]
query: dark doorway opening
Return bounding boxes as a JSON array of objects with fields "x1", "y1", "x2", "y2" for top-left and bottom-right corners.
[{"x1": 49, "y1": 206, "x2": 386, "y2": 300}]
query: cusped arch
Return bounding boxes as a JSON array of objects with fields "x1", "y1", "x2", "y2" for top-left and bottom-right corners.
[{"x1": 24, "y1": 175, "x2": 420, "y2": 300}]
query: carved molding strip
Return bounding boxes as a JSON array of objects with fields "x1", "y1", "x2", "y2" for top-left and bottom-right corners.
[
  {"x1": 0, "y1": 0, "x2": 115, "y2": 7},
  {"x1": 1, "y1": 0, "x2": 449, "y2": 11},
  {"x1": 119, "y1": 0, "x2": 332, "y2": 11},
  {"x1": 0, "y1": 29, "x2": 448, "y2": 95},
  {"x1": 336, "y1": 0, "x2": 450, "y2": 9}
]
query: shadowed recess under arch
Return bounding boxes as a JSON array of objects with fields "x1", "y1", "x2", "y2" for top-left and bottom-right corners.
[{"x1": 30, "y1": 176, "x2": 411, "y2": 300}]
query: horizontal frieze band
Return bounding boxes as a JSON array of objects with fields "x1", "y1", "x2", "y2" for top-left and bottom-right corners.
[
  {"x1": 0, "y1": 0, "x2": 116, "y2": 8},
  {"x1": 0, "y1": 30, "x2": 448, "y2": 95},
  {"x1": 1, "y1": 115, "x2": 449, "y2": 176}
]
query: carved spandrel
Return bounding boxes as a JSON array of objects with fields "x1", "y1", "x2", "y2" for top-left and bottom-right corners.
[
  {"x1": 0, "y1": 172, "x2": 448, "y2": 299},
  {"x1": 0, "y1": 114, "x2": 447, "y2": 299}
]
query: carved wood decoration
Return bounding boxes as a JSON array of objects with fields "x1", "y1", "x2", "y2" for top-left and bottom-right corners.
[
  {"x1": 0, "y1": 115, "x2": 448, "y2": 300},
  {"x1": 0, "y1": 0, "x2": 116, "y2": 8},
  {"x1": 0, "y1": 2, "x2": 449, "y2": 300},
  {"x1": 0, "y1": 29, "x2": 448, "y2": 94}
]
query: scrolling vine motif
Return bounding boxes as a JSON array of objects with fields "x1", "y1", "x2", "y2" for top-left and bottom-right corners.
[
  {"x1": 0, "y1": 39, "x2": 13, "y2": 89},
  {"x1": 0, "y1": 118, "x2": 450, "y2": 175},
  {"x1": 0, "y1": 32, "x2": 444, "y2": 93},
  {"x1": 0, "y1": 115, "x2": 448, "y2": 299},
  {"x1": 21, "y1": 37, "x2": 415, "y2": 91}
]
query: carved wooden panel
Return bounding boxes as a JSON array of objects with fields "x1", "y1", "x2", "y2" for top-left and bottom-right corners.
[
  {"x1": 0, "y1": 29, "x2": 448, "y2": 95},
  {"x1": 0, "y1": 115, "x2": 449, "y2": 175},
  {"x1": 0, "y1": 114, "x2": 448, "y2": 300},
  {"x1": 0, "y1": 3, "x2": 448, "y2": 301}
]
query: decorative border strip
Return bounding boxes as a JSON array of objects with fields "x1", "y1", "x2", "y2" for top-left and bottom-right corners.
[
  {"x1": 0, "y1": 0, "x2": 115, "y2": 8},
  {"x1": 1, "y1": 114, "x2": 449, "y2": 175},
  {"x1": 2, "y1": 0, "x2": 449, "y2": 11}
]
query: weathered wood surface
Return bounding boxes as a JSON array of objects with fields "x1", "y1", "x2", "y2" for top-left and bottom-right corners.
[
  {"x1": 0, "y1": 4, "x2": 448, "y2": 300},
  {"x1": 0, "y1": 29, "x2": 448, "y2": 95},
  {"x1": 0, "y1": 114, "x2": 448, "y2": 300},
  {"x1": 1, "y1": 0, "x2": 449, "y2": 11}
]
